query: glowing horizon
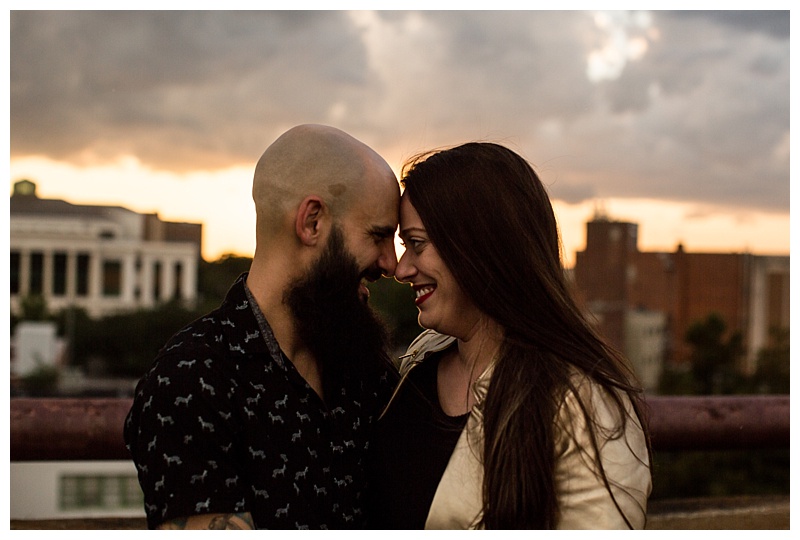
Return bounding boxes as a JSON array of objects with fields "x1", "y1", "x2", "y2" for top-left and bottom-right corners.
[{"x1": 10, "y1": 156, "x2": 790, "y2": 270}]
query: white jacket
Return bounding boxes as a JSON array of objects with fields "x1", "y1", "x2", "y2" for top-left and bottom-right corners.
[{"x1": 396, "y1": 330, "x2": 652, "y2": 530}]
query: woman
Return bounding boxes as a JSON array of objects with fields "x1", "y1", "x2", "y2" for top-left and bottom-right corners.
[{"x1": 365, "y1": 142, "x2": 652, "y2": 529}]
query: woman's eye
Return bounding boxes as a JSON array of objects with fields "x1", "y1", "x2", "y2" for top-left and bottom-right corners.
[{"x1": 400, "y1": 237, "x2": 426, "y2": 251}]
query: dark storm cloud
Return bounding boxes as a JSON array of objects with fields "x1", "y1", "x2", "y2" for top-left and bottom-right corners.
[
  {"x1": 10, "y1": 10, "x2": 789, "y2": 213},
  {"x1": 11, "y1": 11, "x2": 371, "y2": 169},
  {"x1": 675, "y1": 10, "x2": 790, "y2": 38}
]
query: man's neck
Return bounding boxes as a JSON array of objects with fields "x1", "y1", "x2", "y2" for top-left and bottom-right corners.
[{"x1": 245, "y1": 269, "x2": 324, "y2": 400}]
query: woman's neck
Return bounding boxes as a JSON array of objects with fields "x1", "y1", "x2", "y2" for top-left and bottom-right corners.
[
  {"x1": 456, "y1": 318, "x2": 503, "y2": 378},
  {"x1": 437, "y1": 319, "x2": 503, "y2": 416},
  {"x1": 457, "y1": 336, "x2": 500, "y2": 382}
]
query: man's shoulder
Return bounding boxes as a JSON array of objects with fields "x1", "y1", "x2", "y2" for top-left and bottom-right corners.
[
  {"x1": 155, "y1": 274, "x2": 253, "y2": 360},
  {"x1": 157, "y1": 312, "x2": 224, "y2": 359},
  {"x1": 132, "y1": 307, "x2": 230, "y2": 394},
  {"x1": 125, "y1": 308, "x2": 241, "y2": 441}
]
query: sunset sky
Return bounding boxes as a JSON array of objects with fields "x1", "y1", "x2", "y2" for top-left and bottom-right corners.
[{"x1": 8, "y1": 8, "x2": 792, "y2": 269}]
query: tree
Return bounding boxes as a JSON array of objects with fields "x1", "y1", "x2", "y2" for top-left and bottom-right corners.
[
  {"x1": 684, "y1": 312, "x2": 745, "y2": 395},
  {"x1": 18, "y1": 294, "x2": 49, "y2": 321},
  {"x1": 752, "y1": 327, "x2": 790, "y2": 394},
  {"x1": 652, "y1": 314, "x2": 788, "y2": 501},
  {"x1": 20, "y1": 363, "x2": 60, "y2": 396},
  {"x1": 197, "y1": 254, "x2": 253, "y2": 310}
]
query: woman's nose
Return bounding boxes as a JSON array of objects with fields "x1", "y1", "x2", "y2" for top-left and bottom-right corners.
[{"x1": 394, "y1": 250, "x2": 416, "y2": 283}]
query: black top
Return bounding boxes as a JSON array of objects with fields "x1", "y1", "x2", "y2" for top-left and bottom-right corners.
[
  {"x1": 124, "y1": 273, "x2": 393, "y2": 529},
  {"x1": 365, "y1": 352, "x2": 469, "y2": 529}
]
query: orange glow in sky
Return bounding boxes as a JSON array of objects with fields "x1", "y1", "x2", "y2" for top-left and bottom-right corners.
[{"x1": 9, "y1": 156, "x2": 790, "y2": 270}]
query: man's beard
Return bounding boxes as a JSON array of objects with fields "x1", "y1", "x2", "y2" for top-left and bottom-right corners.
[{"x1": 284, "y1": 225, "x2": 391, "y2": 400}]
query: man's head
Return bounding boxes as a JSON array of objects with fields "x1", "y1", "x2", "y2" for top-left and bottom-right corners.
[
  {"x1": 248, "y1": 125, "x2": 400, "y2": 391},
  {"x1": 252, "y1": 124, "x2": 399, "y2": 290}
]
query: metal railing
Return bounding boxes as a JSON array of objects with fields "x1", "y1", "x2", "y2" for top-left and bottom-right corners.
[
  {"x1": 9, "y1": 395, "x2": 791, "y2": 530},
  {"x1": 10, "y1": 394, "x2": 790, "y2": 461}
]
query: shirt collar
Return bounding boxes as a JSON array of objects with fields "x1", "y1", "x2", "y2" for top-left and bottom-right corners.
[{"x1": 241, "y1": 274, "x2": 289, "y2": 371}]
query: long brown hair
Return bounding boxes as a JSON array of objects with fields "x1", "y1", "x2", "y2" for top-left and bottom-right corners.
[{"x1": 401, "y1": 142, "x2": 651, "y2": 529}]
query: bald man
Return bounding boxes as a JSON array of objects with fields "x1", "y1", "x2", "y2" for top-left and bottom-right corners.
[{"x1": 124, "y1": 125, "x2": 401, "y2": 530}]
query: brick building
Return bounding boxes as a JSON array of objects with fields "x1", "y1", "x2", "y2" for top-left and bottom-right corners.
[{"x1": 573, "y1": 214, "x2": 789, "y2": 391}]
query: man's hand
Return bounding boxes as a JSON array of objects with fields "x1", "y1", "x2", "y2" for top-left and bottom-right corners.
[{"x1": 158, "y1": 512, "x2": 255, "y2": 530}]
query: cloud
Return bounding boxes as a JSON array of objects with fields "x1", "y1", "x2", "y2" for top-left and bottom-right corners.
[
  {"x1": 11, "y1": 11, "x2": 373, "y2": 169},
  {"x1": 675, "y1": 10, "x2": 790, "y2": 39},
  {"x1": 10, "y1": 10, "x2": 789, "y2": 213},
  {"x1": 576, "y1": 11, "x2": 790, "y2": 210}
]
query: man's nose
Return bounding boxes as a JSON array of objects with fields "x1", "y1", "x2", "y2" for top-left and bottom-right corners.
[{"x1": 378, "y1": 240, "x2": 398, "y2": 277}]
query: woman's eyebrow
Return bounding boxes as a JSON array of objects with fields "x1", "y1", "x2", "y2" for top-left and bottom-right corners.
[{"x1": 399, "y1": 226, "x2": 426, "y2": 239}]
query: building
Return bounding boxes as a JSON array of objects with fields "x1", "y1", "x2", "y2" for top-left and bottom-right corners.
[
  {"x1": 573, "y1": 213, "x2": 789, "y2": 390},
  {"x1": 11, "y1": 321, "x2": 63, "y2": 377},
  {"x1": 10, "y1": 460, "x2": 143, "y2": 522},
  {"x1": 10, "y1": 179, "x2": 202, "y2": 318}
]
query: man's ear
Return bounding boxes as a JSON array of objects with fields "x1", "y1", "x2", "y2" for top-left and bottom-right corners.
[{"x1": 295, "y1": 195, "x2": 326, "y2": 246}]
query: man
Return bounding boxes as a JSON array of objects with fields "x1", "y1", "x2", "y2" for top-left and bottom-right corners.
[{"x1": 124, "y1": 124, "x2": 400, "y2": 529}]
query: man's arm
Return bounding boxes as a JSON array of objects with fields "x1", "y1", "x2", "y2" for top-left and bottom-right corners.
[{"x1": 158, "y1": 512, "x2": 255, "y2": 530}]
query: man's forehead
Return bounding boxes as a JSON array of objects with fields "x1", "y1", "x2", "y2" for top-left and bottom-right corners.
[
  {"x1": 356, "y1": 185, "x2": 398, "y2": 217},
  {"x1": 342, "y1": 194, "x2": 396, "y2": 237}
]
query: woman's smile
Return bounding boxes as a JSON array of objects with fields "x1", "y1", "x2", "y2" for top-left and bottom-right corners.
[{"x1": 414, "y1": 285, "x2": 436, "y2": 306}]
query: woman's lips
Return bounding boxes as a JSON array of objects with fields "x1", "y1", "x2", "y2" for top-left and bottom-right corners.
[{"x1": 414, "y1": 285, "x2": 436, "y2": 306}]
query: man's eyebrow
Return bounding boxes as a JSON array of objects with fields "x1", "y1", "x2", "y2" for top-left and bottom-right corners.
[{"x1": 369, "y1": 225, "x2": 397, "y2": 238}]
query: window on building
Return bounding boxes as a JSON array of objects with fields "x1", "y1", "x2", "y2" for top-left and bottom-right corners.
[
  {"x1": 29, "y1": 252, "x2": 44, "y2": 295},
  {"x1": 134, "y1": 256, "x2": 142, "y2": 299},
  {"x1": 60, "y1": 474, "x2": 143, "y2": 510},
  {"x1": 153, "y1": 261, "x2": 161, "y2": 301},
  {"x1": 767, "y1": 271, "x2": 790, "y2": 334},
  {"x1": 10, "y1": 251, "x2": 20, "y2": 295},
  {"x1": 76, "y1": 253, "x2": 90, "y2": 297},
  {"x1": 53, "y1": 252, "x2": 68, "y2": 296},
  {"x1": 173, "y1": 261, "x2": 183, "y2": 300},
  {"x1": 102, "y1": 260, "x2": 122, "y2": 297}
]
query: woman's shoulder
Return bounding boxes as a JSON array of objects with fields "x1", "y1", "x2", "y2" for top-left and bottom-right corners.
[
  {"x1": 554, "y1": 369, "x2": 652, "y2": 529},
  {"x1": 396, "y1": 330, "x2": 456, "y2": 373},
  {"x1": 556, "y1": 368, "x2": 642, "y2": 439}
]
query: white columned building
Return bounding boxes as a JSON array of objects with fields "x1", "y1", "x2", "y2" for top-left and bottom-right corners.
[{"x1": 10, "y1": 179, "x2": 202, "y2": 319}]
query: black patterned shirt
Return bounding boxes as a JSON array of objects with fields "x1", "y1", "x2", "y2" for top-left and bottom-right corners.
[{"x1": 124, "y1": 273, "x2": 393, "y2": 529}]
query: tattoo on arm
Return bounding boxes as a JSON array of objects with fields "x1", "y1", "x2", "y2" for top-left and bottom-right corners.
[
  {"x1": 158, "y1": 512, "x2": 255, "y2": 530},
  {"x1": 208, "y1": 513, "x2": 255, "y2": 530}
]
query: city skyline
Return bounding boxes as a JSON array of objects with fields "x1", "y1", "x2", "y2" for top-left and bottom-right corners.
[{"x1": 9, "y1": 9, "x2": 791, "y2": 268}]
